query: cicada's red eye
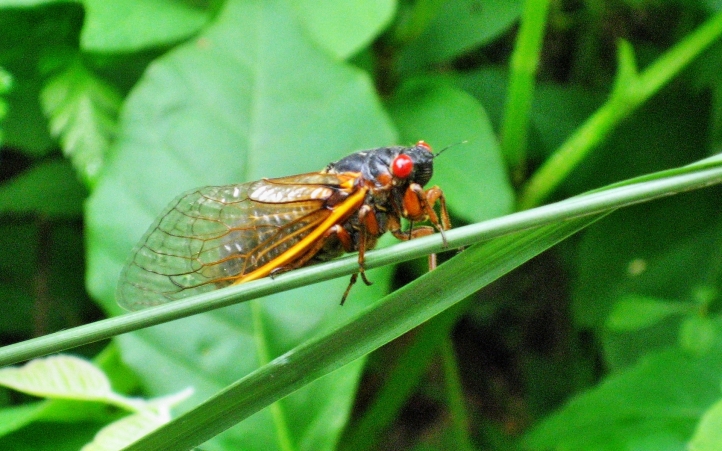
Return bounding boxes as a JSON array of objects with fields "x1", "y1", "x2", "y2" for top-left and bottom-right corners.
[
  {"x1": 415, "y1": 140, "x2": 432, "y2": 152},
  {"x1": 391, "y1": 154, "x2": 414, "y2": 178}
]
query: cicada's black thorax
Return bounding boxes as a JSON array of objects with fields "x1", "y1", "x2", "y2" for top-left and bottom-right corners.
[
  {"x1": 312, "y1": 142, "x2": 436, "y2": 261},
  {"x1": 325, "y1": 142, "x2": 434, "y2": 189}
]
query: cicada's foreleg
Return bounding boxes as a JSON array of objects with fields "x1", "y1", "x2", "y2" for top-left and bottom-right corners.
[
  {"x1": 401, "y1": 184, "x2": 451, "y2": 247},
  {"x1": 388, "y1": 184, "x2": 447, "y2": 242},
  {"x1": 391, "y1": 184, "x2": 453, "y2": 272}
]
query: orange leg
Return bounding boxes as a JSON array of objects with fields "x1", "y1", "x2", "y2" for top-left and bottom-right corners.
[
  {"x1": 406, "y1": 184, "x2": 451, "y2": 242},
  {"x1": 394, "y1": 184, "x2": 451, "y2": 243},
  {"x1": 338, "y1": 205, "x2": 382, "y2": 305},
  {"x1": 392, "y1": 184, "x2": 452, "y2": 273}
]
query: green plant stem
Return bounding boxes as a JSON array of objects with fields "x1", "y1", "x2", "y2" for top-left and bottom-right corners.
[
  {"x1": 441, "y1": 336, "x2": 474, "y2": 451},
  {"x1": 251, "y1": 301, "x2": 295, "y2": 451},
  {"x1": 340, "y1": 302, "x2": 468, "y2": 451},
  {"x1": 0, "y1": 157, "x2": 720, "y2": 369},
  {"x1": 517, "y1": 10, "x2": 722, "y2": 210},
  {"x1": 123, "y1": 214, "x2": 606, "y2": 451},
  {"x1": 501, "y1": 0, "x2": 551, "y2": 183}
]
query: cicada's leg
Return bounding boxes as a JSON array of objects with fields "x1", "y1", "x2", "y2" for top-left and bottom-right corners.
[
  {"x1": 392, "y1": 184, "x2": 452, "y2": 271},
  {"x1": 339, "y1": 205, "x2": 381, "y2": 305},
  {"x1": 404, "y1": 184, "x2": 451, "y2": 244},
  {"x1": 425, "y1": 186, "x2": 452, "y2": 232},
  {"x1": 389, "y1": 183, "x2": 450, "y2": 242},
  {"x1": 389, "y1": 219, "x2": 436, "y2": 241},
  {"x1": 397, "y1": 183, "x2": 451, "y2": 246}
]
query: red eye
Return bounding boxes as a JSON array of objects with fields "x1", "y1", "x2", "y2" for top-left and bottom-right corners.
[
  {"x1": 391, "y1": 154, "x2": 414, "y2": 178},
  {"x1": 416, "y1": 140, "x2": 432, "y2": 152}
]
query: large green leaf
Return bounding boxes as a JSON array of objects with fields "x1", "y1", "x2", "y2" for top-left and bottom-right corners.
[
  {"x1": 80, "y1": 0, "x2": 212, "y2": 52},
  {"x1": 399, "y1": 0, "x2": 523, "y2": 70},
  {"x1": 524, "y1": 337, "x2": 722, "y2": 451},
  {"x1": 292, "y1": 0, "x2": 396, "y2": 59},
  {"x1": 85, "y1": 0, "x2": 396, "y2": 449}
]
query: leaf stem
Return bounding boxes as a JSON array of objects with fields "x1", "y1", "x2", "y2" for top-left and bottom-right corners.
[
  {"x1": 517, "y1": 11, "x2": 722, "y2": 210},
  {"x1": 501, "y1": 0, "x2": 551, "y2": 183}
]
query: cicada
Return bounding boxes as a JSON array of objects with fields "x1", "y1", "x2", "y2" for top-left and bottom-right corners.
[{"x1": 116, "y1": 141, "x2": 451, "y2": 310}]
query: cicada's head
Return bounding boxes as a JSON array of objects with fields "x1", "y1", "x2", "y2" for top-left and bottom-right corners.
[
  {"x1": 325, "y1": 141, "x2": 435, "y2": 189},
  {"x1": 389, "y1": 141, "x2": 434, "y2": 187},
  {"x1": 363, "y1": 140, "x2": 435, "y2": 189}
]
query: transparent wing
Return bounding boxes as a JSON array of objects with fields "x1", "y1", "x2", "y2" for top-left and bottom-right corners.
[{"x1": 116, "y1": 175, "x2": 351, "y2": 310}]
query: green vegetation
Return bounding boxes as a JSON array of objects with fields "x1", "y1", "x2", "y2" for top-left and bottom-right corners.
[{"x1": 0, "y1": 1, "x2": 722, "y2": 450}]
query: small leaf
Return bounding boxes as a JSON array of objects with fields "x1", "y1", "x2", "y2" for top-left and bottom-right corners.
[
  {"x1": 0, "y1": 355, "x2": 114, "y2": 402},
  {"x1": 679, "y1": 316, "x2": 717, "y2": 356},
  {"x1": 81, "y1": 410, "x2": 169, "y2": 451},
  {"x1": 688, "y1": 398, "x2": 722, "y2": 451},
  {"x1": 0, "y1": 66, "x2": 9, "y2": 144},
  {"x1": 605, "y1": 295, "x2": 690, "y2": 331},
  {"x1": 41, "y1": 59, "x2": 121, "y2": 187},
  {"x1": 79, "y1": 388, "x2": 192, "y2": 451},
  {"x1": 0, "y1": 66, "x2": 11, "y2": 93}
]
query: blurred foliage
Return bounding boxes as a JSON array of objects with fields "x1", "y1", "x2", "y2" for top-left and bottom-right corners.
[{"x1": 0, "y1": 0, "x2": 721, "y2": 450}]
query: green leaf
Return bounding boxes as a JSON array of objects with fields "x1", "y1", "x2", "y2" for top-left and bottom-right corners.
[
  {"x1": 0, "y1": 422, "x2": 97, "y2": 451},
  {"x1": 0, "y1": 0, "x2": 61, "y2": 6},
  {"x1": 81, "y1": 410, "x2": 169, "y2": 451},
  {"x1": 574, "y1": 194, "x2": 722, "y2": 329},
  {"x1": 0, "y1": 355, "x2": 193, "y2": 447},
  {"x1": 386, "y1": 78, "x2": 515, "y2": 222},
  {"x1": 80, "y1": 0, "x2": 212, "y2": 52},
  {"x1": 399, "y1": 0, "x2": 523, "y2": 70},
  {"x1": 679, "y1": 316, "x2": 717, "y2": 356},
  {"x1": 605, "y1": 295, "x2": 691, "y2": 332},
  {"x1": 0, "y1": 354, "x2": 191, "y2": 413},
  {"x1": 0, "y1": 66, "x2": 9, "y2": 92},
  {"x1": 0, "y1": 159, "x2": 86, "y2": 217},
  {"x1": 0, "y1": 355, "x2": 119, "y2": 404},
  {"x1": 85, "y1": 0, "x2": 396, "y2": 449},
  {"x1": 292, "y1": 0, "x2": 395, "y2": 59},
  {"x1": 41, "y1": 59, "x2": 121, "y2": 187},
  {"x1": 0, "y1": 3, "x2": 84, "y2": 154},
  {"x1": 688, "y1": 398, "x2": 722, "y2": 451},
  {"x1": 524, "y1": 343, "x2": 722, "y2": 451},
  {"x1": 0, "y1": 66, "x2": 10, "y2": 143},
  {"x1": 0, "y1": 403, "x2": 44, "y2": 437}
]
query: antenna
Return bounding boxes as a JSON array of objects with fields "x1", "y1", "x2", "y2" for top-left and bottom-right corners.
[{"x1": 434, "y1": 140, "x2": 468, "y2": 158}]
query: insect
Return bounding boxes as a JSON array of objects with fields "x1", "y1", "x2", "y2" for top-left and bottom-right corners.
[{"x1": 116, "y1": 141, "x2": 451, "y2": 310}]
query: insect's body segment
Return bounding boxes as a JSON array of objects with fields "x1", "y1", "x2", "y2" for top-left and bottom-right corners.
[{"x1": 117, "y1": 141, "x2": 450, "y2": 310}]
